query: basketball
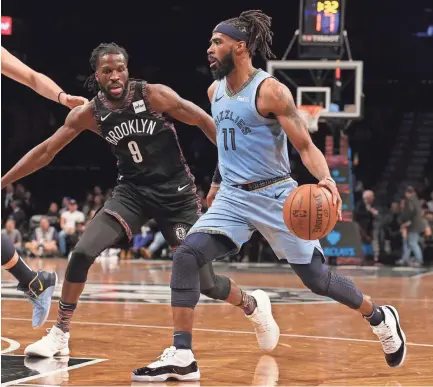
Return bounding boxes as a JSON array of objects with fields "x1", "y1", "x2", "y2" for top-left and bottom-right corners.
[{"x1": 283, "y1": 184, "x2": 338, "y2": 240}]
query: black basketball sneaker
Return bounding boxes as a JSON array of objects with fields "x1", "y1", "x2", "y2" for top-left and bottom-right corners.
[
  {"x1": 132, "y1": 346, "x2": 200, "y2": 382},
  {"x1": 370, "y1": 305, "x2": 407, "y2": 367}
]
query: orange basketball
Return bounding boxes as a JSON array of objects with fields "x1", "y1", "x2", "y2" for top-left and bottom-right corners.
[{"x1": 283, "y1": 184, "x2": 338, "y2": 240}]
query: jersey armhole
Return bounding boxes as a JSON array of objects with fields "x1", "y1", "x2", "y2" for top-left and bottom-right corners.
[
  {"x1": 141, "y1": 81, "x2": 164, "y2": 119},
  {"x1": 252, "y1": 77, "x2": 277, "y2": 121},
  {"x1": 211, "y1": 81, "x2": 222, "y2": 104},
  {"x1": 91, "y1": 97, "x2": 103, "y2": 136}
]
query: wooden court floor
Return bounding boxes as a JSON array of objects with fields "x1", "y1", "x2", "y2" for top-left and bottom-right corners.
[{"x1": 1, "y1": 257, "x2": 433, "y2": 386}]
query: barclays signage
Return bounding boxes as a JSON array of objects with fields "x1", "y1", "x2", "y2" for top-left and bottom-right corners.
[{"x1": 320, "y1": 222, "x2": 364, "y2": 263}]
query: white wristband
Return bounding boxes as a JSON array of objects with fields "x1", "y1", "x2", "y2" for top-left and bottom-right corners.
[
  {"x1": 325, "y1": 177, "x2": 336, "y2": 185},
  {"x1": 210, "y1": 183, "x2": 221, "y2": 188}
]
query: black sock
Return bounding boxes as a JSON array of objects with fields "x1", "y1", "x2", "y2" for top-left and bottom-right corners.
[
  {"x1": 7, "y1": 256, "x2": 37, "y2": 287},
  {"x1": 363, "y1": 303, "x2": 385, "y2": 326},
  {"x1": 173, "y1": 331, "x2": 192, "y2": 350}
]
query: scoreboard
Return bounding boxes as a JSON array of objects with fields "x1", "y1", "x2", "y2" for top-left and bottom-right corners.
[{"x1": 299, "y1": 0, "x2": 345, "y2": 46}]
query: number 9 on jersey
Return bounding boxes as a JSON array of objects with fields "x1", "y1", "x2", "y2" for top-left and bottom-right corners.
[{"x1": 128, "y1": 140, "x2": 143, "y2": 163}]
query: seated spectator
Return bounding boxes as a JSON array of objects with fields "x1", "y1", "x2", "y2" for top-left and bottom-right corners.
[
  {"x1": 58, "y1": 199, "x2": 85, "y2": 256},
  {"x1": 59, "y1": 197, "x2": 71, "y2": 215},
  {"x1": 25, "y1": 217, "x2": 59, "y2": 257},
  {"x1": 141, "y1": 231, "x2": 167, "y2": 259},
  {"x1": 131, "y1": 219, "x2": 158, "y2": 258},
  {"x1": 46, "y1": 202, "x2": 60, "y2": 230},
  {"x1": 81, "y1": 193, "x2": 94, "y2": 216},
  {"x1": 47, "y1": 202, "x2": 59, "y2": 217},
  {"x1": 1, "y1": 218, "x2": 23, "y2": 254},
  {"x1": 9, "y1": 200, "x2": 26, "y2": 231}
]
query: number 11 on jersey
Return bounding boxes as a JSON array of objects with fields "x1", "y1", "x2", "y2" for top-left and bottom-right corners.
[
  {"x1": 222, "y1": 128, "x2": 236, "y2": 151},
  {"x1": 128, "y1": 140, "x2": 143, "y2": 163}
]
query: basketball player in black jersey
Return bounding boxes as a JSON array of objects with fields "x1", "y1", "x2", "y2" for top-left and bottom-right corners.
[
  {"x1": 2, "y1": 43, "x2": 278, "y2": 357},
  {"x1": 1, "y1": 46, "x2": 88, "y2": 328}
]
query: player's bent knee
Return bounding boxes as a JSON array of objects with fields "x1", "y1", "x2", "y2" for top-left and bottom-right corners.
[
  {"x1": 170, "y1": 243, "x2": 201, "y2": 308},
  {"x1": 65, "y1": 249, "x2": 95, "y2": 283},
  {"x1": 170, "y1": 243, "x2": 201, "y2": 290},
  {"x1": 201, "y1": 275, "x2": 231, "y2": 300}
]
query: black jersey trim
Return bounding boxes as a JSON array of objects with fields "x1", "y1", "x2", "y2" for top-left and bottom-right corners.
[
  {"x1": 92, "y1": 100, "x2": 103, "y2": 135},
  {"x1": 104, "y1": 209, "x2": 133, "y2": 241},
  {"x1": 141, "y1": 82, "x2": 164, "y2": 119}
]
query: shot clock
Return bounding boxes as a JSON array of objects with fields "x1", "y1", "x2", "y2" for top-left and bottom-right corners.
[{"x1": 299, "y1": 0, "x2": 345, "y2": 46}]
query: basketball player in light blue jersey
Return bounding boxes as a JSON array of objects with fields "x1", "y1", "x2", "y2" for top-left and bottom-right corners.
[{"x1": 133, "y1": 10, "x2": 406, "y2": 381}]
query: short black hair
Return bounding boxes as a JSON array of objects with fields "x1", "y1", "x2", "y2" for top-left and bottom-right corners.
[
  {"x1": 221, "y1": 10, "x2": 275, "y2": 60},
  {"x1": 84, "y1": 42, "x2": 129, "y2": 93}
]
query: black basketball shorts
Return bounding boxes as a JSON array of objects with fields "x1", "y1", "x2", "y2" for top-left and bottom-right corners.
[{"x1": 100, "y1": 180, "x2": 202, "y2": 247}]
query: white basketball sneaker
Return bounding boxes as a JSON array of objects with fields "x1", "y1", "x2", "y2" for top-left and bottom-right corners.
[
  {"x1": 132, "y1": 346, "x2": 200, "y2": 382},
  {"x1": 370, "y1": 305, "x2": 407, "y2": 367},
  {"x1": 246, "y1": 289, "x2": 280, "y2": 352},
  {"x1": 24, "y1": 326, "x2": 70, "y2": 357}
]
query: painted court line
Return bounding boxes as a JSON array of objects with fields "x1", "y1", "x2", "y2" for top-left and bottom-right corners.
[
  {"x1": 3, "y1": 317, "x2": 432, "y2": 348},
  {"x1": 1, "y1": 337, "x2": 20, "y2": 354},
  {"x1": 1, "y1": 297, "x2": 337, "y2": 306},
  {"x1": 410, "y1": 270, "x2": 433, "y2": 279},
  {"x1": 1, "y1": 357, "x2": 106, "y2": 387}
]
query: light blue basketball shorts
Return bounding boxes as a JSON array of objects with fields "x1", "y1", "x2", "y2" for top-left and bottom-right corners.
[{"x1": 188, "y1": 178, "x2": 324, "y2": 264}]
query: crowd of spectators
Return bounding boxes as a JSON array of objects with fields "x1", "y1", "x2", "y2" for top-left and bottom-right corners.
[
  {"x1": 354, "y1": 178, "x2": 433, "y2": 267},
  {"x1": 2, "y1": 177, "x2": 433, "y2": 267}
]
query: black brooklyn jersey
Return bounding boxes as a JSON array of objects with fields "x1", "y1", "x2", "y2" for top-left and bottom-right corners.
[{"x1": 93, "y1": 80, "x2": 192, "y2": 185}]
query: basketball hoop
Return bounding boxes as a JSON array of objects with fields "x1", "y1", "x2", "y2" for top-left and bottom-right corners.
[{"x1": 298, "y1": 105, "x2": 323, "y2": 133}]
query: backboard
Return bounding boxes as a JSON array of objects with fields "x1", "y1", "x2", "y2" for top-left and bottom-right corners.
[{"x1": 266, "y1": 60, "x2": 363, "y2": 120}]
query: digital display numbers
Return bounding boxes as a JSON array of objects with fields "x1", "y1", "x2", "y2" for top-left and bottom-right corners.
[
  {"x1": 317, "y1": 1, "x2": 339, "y2": 14},
  {"x1": 299, "y1": 0, "x2": 345, "y2": 46}
]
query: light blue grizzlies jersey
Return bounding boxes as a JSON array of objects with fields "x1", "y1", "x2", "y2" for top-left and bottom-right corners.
[{"x1": 211, "y1": 69, "x2": 291, "y2": 185}]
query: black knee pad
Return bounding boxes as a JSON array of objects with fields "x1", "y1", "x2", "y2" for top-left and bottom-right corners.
[
  {"x1": 294, "y1": 254, "x2": 363, "y2": 309},
  {"x1": 65, "y1": 249, "x2": 96, "y2": 283},
  {"x1": 171, "y1": 243, "x2": 201, "y2": 290},
  {"x1": 327, "y1": 271, "x2": 363, "y2": 309},
  {"x1": 1, "y1": 234, "x2": 16, "y2": 265},
  {"x1": 170, "y1": 243, "x2": 200, "y2": 308},
  {"x1": 200, "y1": 274, "x2": 231, "y2": 300}
]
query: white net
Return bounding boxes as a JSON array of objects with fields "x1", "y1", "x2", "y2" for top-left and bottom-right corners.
[{"x1": 298, "y1": 106, "x2": 323, "y2": 133}]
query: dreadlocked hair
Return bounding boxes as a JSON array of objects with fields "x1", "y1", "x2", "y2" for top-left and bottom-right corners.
[
  {"x1": 84, "y1": 42, "x2": 129, "y2": 94},
  {"x1": 224, "y1": 10, "x2": 275, "y2": 60}
]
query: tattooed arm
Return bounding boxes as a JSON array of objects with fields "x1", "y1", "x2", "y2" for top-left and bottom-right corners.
[
  {"x1": 257, "y1": 78, "x2": 342, "y2": 216},
  {"x1": 146, "y1": 83, "x2": 216, "y2": 145}
]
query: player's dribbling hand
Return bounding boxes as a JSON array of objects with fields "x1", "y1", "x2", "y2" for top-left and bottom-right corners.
[
  {"x1": 60, "y1": 94, "x2": 89, "y2": 109},
  {"x1": 206, "y1": 185, "x2": 220, "y2": 208},
  {"x1": 318, "y1": 178, "x2": 342, "y2": 221}
]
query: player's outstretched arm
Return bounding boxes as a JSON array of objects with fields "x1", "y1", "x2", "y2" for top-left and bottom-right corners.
[
  {"x1": 1, "y1": 103, "x2": 94, "y2": 189},
  {"x1": 258, "y1": 78, "x2": 342, "y2": 218},
  {"x1": 1, "y1": 47, "x2": 88, "y2": 109},
  {"x1": 147, "y1": 83, "x2": 217, "y2": 145}
]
